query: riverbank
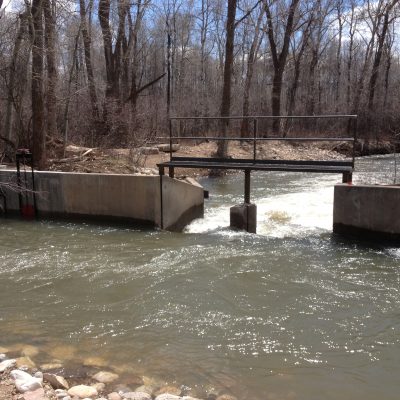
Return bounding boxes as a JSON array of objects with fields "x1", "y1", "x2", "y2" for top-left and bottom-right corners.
[
  {"x1": 42, "y1": 141, "x2": 346, "y2": 178},
  {"x1": 0, "y1": 348, "x2": 235, "y2": 400}
]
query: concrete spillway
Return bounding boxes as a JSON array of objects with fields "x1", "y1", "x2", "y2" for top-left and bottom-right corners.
[{"x1": 0, "y1": 170, "x2": 204, "y2": 231}]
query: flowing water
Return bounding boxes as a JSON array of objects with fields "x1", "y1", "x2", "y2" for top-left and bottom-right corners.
[{"x1": 0, "y1": 156, "x2": 400, "y2": 399}]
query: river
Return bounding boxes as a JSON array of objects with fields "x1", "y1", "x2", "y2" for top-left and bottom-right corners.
[{"x1": 0, "y1": 156, "x2": 399, "y2": 399}]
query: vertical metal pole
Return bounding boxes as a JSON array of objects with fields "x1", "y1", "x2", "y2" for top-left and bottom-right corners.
[
  {"x1": 167, "y1": 32, "x2": 171, "y2": 118},
  {"x1": 30, "y1": 154, "x2": 38, "y2": 218},
  {"x1": 169, "y1": 118, "x2": 173, "y2": 161},
  {"x1": 159, "y1": 166, "x2": 164, "y2": 229},
  {"x1": 352, "y1": 116, "x2": 358, "y2": 168},
  {"x1": 167, "y1": 30, "x2": 172, "y2": 163},
  {"x1": 253, "y1": 119, "x2": 257, "y2": 162},
  {"x1": 244, "y1": 170, "x2": 251, "y2": 204},
  {"x1": 16, "y1": 154, "x2": 22, "y2": 213}
]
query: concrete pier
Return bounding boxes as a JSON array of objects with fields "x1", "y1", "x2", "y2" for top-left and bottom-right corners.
[
  {"x1": 333, "y1": 184, "x2": 400, "y2": 242},
  {"x1": 230, "y1": 203, "x2": 257, "y2": 233}
]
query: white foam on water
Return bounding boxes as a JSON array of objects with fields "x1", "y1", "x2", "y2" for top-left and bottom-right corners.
[
  {"x1": 257, "y1": 186, "x2": 334, "y2": 237},
  {"x1": 186, "y1": 180, "x2": 335, "y2": 238}
]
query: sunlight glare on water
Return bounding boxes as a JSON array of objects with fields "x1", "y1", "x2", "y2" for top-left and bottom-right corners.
[{"x1": 0, "y1": 156, "x2": 400, "y2": 400}]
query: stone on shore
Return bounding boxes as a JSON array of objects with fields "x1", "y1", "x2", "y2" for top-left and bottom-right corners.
[
  {"x1": 91, "y1": 382, "x2": 105, "y2": 392},
  {"x1": 107, "y1": 392, "x2": 122, "y2": 400},
  {"x1": 21, "y1": 388, "x2": 47, "y2": 400},
  {"x1": 93, "y1": 371, "x2": 119, "y2": 384},
  {"x1": 43, "y1": 373, "x2": 69, "y2": 390},
  {"x1": 40, "y1": 362, "x2": 63, "y2": 371},
  {"x1": 154, "y1": 386, "x2": 181, "y2": 397},
  {"x1": 121, "y1": 392, "x2": 152, "y2": 400},
  {"x1": 154, "y1": 395, "x2": 181, "y2": 400},
  {"x1": 0, "y1": 358, "x2": 16, "y2": 372},
  {"x1": 83, "y1": 356, "x2": 108, "y2": 367},
  {"x1": 11, "y1": 370, "x2": 43, "y2": 393},
  {"x1": 67, "y1": 384, "x2": 98, "y2": 398},
  {"x1": 54, "y1": 389, "x2": 68, "y2": 398},
  {"x1": 215, "y1": 395, "x2": 237, "y2": 400},
  {"x1": 134, "y1": 385, "x2": 155, "y2": 395}
]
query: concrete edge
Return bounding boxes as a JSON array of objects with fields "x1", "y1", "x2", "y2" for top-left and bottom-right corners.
[{"x1": 333, "y1": 222, "x2": 400, "y2": 245}]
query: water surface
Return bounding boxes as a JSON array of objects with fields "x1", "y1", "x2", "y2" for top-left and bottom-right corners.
[{"x1": 0, "y1": 156, "x2": 399, "y2": 399}]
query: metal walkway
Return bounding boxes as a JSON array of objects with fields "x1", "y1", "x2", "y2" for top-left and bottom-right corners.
[
  {"x1": 158, "y1": 115, "x2": 357, "y2": 179},
  {"x1": 156, "y1": 115, "x2": 357, "y2": 229}
]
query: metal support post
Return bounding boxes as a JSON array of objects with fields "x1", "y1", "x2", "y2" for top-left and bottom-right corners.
[
  {"x1": 342, "y1": 171, "x2": 352, "y2": 184},
  {"x1": 244, "y1": 170, "x2": 251, "y2": 204},
  {"x1": 159, "y1": 166, "x2": 165, "y2": 229},
  {"x1": 253, "y1": 119, "x2": 257, "y2": 161}
]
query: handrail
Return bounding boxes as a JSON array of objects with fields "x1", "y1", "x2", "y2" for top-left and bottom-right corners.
[
  {"x1": 170, "y1": 114, "x2": 358, "y2": 120},
  {"x1": 166, "y1": 114, "x2": 358, "y2": 167}
]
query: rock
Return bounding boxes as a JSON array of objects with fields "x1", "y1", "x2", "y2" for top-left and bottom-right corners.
[
  {"x1": 82, "y1": 356, "x2": 108, "y2": 367},
  {"x1": 142, "y1": 376, "x2": 162, "y2": 387},
  {"x1": 215, "y1": 395, "x2": 237, "y2": 400},
  {"x1": 93, "y1": 371, "x2": 119, "y2": 384},
  {"x1": 107, "y1": 392, "x2": 122, "y2": 400},
  {"x1": 0, "y1": 346, "x2": 10, "y2": 353},
  {"x1": 54, "y1": 389, "x2": 68, "y2": 399},
  {"x1": 40, "y1": 362, "x2": 63, "y2": 371},
  {"x1": 0, "y1": 358, "x2": 16, "y2": 372},
  {"x1": 182, "y1": 397, "x2": 202, "y2": 400},
  {"x1": 134, "y1": 385, "x2": 154, "y2": 395},
  {"x1": 91, "y1": 382, "x2": 105, "y2": 392},
  {"x1": 62, "y1": 397, "x2": 71, "y2": 400},
  {"x1": 138, "y1": 147, "x2": 159, "y2": 155},
  {"x1": 22, "y1": 388, "x2": 47, "y2": 400},
  {"x1": 114, "y1": 384, "x2": 132, "y2": 393},
  {"x1": 67, "y1": 384, "x2": 98, "y2": 399},
  {"x1": 21, "y1": 345, "x2": 40, "y2": 358},
  {"x1": 154, "y1": 395, "x2": 181, "y2": 400},
  {"x1": 43, "y1": 373, "x2": 69, "y2": 389},
  {"x1": 16, "y1": 356, "x2": 37, "y2": 369},
  {"x1": 121, "y1": 392, "x2": 152, "y2": 400},
  {"x1": 11, "y1": 369, "x2": 43, "y2": 393},
  {"x1": 154, "y1": 386, "x2": 181, "y2": 397},
  {"x1": 0, "y1": 353, "x2": 6, "y2": 361}
]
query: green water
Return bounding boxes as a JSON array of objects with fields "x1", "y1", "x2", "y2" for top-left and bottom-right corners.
[{"x1": 0, "y1": 156, "x2": 399, "y2": 399}]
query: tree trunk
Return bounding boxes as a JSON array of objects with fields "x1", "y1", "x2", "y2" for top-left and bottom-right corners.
[
  {"x1": 241, "y1": 9, "x2": 263, "y2": 138},
  {"x1": 44, "y1": 0, "x2": 57, "y2": 139},
  {"x1": 80, "y1": 0, "x2": 99, "y2": 120},
  {"x1": 264, "y1": 0, "x2": 300, "y2": 135},
  {"x1": 31, "y1": 0, "x2": 46, "y2": 169},
  {"x1": 4, "y1": 10, "x2": 27, "y2": 151},
  {"x1": 367, "y1": 2, "x2": 396, "y2": 111},
  {"x1": 217, "y1": 0, "x2": 237, "y2": 158}
]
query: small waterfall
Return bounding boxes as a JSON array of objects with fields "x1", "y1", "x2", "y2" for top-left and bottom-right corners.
[{"x1": 186, "y1": 173, "x2": 337, "y2": 237}]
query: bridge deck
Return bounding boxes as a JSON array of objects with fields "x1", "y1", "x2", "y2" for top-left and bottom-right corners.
[{"x1": 158, "y1": 157, "x2": 353, "y2": 174}]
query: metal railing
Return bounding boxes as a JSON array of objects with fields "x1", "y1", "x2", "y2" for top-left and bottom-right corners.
[{"x1": 160, "y1": 114, "x2": 358, "y2": 166}]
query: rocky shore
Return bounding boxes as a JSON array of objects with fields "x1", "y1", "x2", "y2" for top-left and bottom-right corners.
[{"x1": 0, "y1": 348, "x2": 236, "y2": 400}]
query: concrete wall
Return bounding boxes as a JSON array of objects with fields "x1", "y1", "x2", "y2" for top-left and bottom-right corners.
[
  {"x1": 0, "y1": 170, "x2": 204, "y2": 231},
  {"x1": 333, "y1": 184, "x2": 400, "y2": 242}
]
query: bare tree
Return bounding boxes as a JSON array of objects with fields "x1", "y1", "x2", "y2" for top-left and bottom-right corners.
[
  {"x1": 264, "y1": 0, "x2": 300, "y2": 134},
  {"x1": 217, "y1": 0, "x2": 237, "y2": 158}
]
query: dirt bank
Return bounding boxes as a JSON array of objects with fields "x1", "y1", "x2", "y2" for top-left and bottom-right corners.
[{"x1": 45, "y1": 141, "x2": 346, "y2": 178}]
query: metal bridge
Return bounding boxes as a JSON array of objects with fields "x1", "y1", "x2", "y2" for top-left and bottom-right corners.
[{"x1": 157, "y1": 114, "x2": 357, "y2": 231}]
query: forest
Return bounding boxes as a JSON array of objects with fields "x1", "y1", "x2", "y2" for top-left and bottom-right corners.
[{"x1": 0, "y1": 0, "x2": 399, "y2": 168}]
